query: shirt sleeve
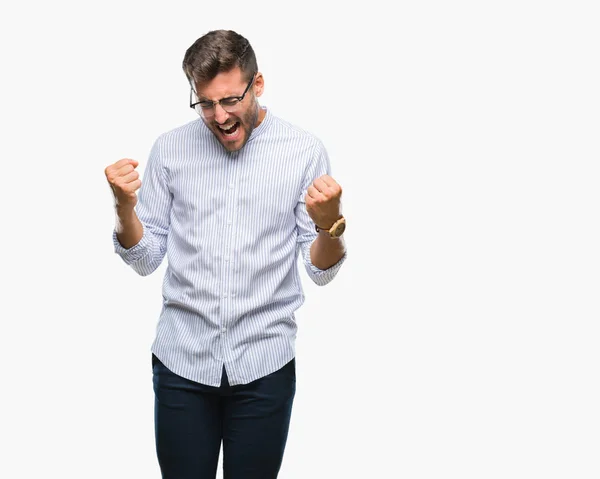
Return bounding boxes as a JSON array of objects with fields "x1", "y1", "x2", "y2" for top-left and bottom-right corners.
[
  {"x1": 113, "y1": 136, "x2": 172, "y2": 276},
  {"x1": 295, "y1": 139, "x2": 347, "y2": 286}
]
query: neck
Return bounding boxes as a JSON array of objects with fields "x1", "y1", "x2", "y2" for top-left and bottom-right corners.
[{"x1": 255, "y1": 104, "x2": 266, "y2": 127}]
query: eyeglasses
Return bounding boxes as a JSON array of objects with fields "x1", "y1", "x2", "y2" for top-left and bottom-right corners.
[{"x1": 190, "y1": 74, "x2": 256, "y2": 117}]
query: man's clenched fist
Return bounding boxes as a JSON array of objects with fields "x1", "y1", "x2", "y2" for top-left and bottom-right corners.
[
  {"x1": 105, "y1": 158, "x2": 141, "y2": 209},
  {"x1": 305, "y1": 174, "x2": 343, "y2": 229}
]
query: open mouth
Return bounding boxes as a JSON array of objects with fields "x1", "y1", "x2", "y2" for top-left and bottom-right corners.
[{"x1": 217, "y1": 121, "x2": 241, "y2": 140}]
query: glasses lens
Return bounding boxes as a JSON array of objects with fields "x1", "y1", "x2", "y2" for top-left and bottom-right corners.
[
  {"x1": 198, "y1": 100, "x2": 241, "y2": 117},
  {"x1": 195, "y1": 104, "x2": 213, "y2": 118},
  {"x1": 191, "y1": 87, "x2": 245, "y2": 118},
  {"x1": 220, "y1": 99, "x2": 241, "y2": 112}
]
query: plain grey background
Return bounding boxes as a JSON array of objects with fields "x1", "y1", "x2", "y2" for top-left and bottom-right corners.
[{"x1": 1, "y1": 0, "x2": 598, "y2": 477}]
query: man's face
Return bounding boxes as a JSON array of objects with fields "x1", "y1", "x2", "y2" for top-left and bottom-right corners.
[{"x1": 194, "y1": 68, "x2": 264, "y2": 152}]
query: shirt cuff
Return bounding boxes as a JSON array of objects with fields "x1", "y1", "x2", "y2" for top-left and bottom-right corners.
[
  {"x1": 112, "y1": 226, "x2": 152, "y2": 265},
  {"x1": 305, "y1": 249, "x2": 347, "y2": 285}
]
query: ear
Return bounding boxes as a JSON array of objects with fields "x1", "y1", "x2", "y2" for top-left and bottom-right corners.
[{"x1": 253, "y1": 72, "x2": 264, "y2": 98}]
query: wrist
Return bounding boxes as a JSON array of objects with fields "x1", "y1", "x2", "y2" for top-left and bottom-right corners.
[
  {"x1": 315, "y1": 216, "x2": 346, "y2": 238},
  {"x1": 315, "y1": 214, "x2": 343, "y2": 230}
]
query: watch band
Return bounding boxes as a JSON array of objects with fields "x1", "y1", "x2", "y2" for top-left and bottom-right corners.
[{"x1": 315, "y1": 216, "x2": 346, "y2": 237}]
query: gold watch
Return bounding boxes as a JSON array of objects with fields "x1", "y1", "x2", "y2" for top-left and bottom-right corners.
[{"x1": 315, "y1": 216, "x2": 346, "y2": 238}]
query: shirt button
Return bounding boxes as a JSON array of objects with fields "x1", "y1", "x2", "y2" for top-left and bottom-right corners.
[
  {"x1": 223, "y1": 293, "x2": 228, "y2": 298},
  {"x1": 229, "y1": 183, "x2": 234, "y2": 189},
  {"x1": 227, "y1": 219, "x2": 232, "y2": 225},
  {"x1": 222, "y1": 327, "x2": 227, "y2": 333},
  {"x1": 224, "y1": 256, "x2": 230, "y2": 262}
]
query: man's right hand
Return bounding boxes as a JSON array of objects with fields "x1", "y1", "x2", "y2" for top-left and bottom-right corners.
[{"x1": 105, "y1": 158, "x2": 141, "y2": 209}]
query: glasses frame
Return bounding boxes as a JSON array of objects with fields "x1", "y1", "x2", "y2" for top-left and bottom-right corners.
[{"x1": 189, "y1": 73, "x2": 256, "y2": 115}]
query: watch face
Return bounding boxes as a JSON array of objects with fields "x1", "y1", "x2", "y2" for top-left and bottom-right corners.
[{"x1": 333, "y1": 221, "x2": 346, "y2": 237}]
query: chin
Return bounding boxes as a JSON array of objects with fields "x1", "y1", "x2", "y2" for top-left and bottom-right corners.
[
  {"x1": 223, "y1": 142, "x2": 243, "y2": 152},
  {"x1": 220, "y1": 136, "x2": 245, "y2": 152}
]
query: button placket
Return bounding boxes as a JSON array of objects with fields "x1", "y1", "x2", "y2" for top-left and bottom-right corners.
[{"x1": 221, "y1": 154, "x2": 239, "y2": 330}]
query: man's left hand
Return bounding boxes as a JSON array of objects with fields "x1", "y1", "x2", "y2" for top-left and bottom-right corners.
[{"x1": 305, "y1": 174, "x2": 343, "y2": 230}]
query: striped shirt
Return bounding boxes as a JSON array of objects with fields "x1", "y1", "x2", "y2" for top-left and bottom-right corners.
[{"x1": 113, "y1": 107, "x2": 346, "y2": 386}]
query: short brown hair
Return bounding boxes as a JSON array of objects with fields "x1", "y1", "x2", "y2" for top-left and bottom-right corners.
[{"x1": 182, "y1": 30, "x2": 258, "y2": 85}]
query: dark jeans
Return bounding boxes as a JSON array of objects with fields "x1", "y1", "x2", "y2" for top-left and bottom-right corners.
[{"x1": 152, "y1": 354, "x2": 296, "y2": 479}]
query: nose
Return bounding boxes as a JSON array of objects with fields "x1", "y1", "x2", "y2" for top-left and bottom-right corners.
[{"x1": 214, "y1": 103, "x2": 229, "y2": 124}]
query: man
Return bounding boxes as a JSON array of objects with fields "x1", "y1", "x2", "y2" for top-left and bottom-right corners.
[{"x1": 105, "y1": 29, "x2": 346, "y2": 478}]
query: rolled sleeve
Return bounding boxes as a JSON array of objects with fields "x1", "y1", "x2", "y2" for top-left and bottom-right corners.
[
  {"x1": 299, "y1": 241, "x2": 347, "y2": 285},
  {"x1": 113, "y1": 225, "x2": 159, "y2": 275}
]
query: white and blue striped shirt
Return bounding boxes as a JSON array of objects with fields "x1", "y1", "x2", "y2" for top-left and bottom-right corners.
[{"x1": 113, "y1": 108, "x2": 346, "y2": 386}]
